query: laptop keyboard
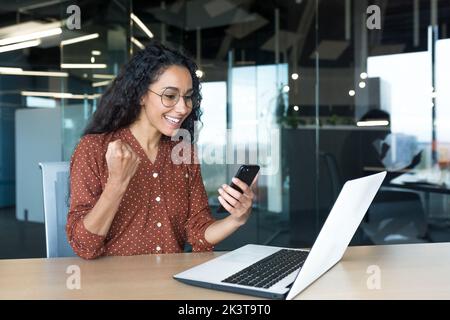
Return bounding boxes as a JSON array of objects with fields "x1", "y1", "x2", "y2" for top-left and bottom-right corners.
[{"x1": 221, "y1": 249, "x2": 309, "y2": 289}]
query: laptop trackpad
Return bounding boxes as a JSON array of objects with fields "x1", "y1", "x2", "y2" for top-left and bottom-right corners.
[
  {"x1": 225, "y1": 251, "x2": 267, "y2": 263},
  {"x1": 280, "y1": 270, "x2": 301, "y2": 289}
]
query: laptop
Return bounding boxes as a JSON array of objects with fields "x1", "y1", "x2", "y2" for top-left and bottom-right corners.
[{"x1": 174, "y1": 171, "x2": 386, "y2": 300}]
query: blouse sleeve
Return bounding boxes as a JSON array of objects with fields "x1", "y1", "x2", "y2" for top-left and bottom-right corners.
[
  {"x1": 184, "y1": 145, "x2": 217, "y2": 252},
  {"x1": 66, "y1": 136, "x2": 106, "y2": 260}
]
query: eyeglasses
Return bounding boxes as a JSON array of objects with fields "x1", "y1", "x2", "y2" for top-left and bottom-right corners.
[{"x1": 148, "y1": 87, "x2": 194, "y2": 109}]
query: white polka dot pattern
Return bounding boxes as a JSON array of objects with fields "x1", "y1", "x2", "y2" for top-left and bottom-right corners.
[{"x1": 66, "y1": 127, "x2": 216, "y2": 260}]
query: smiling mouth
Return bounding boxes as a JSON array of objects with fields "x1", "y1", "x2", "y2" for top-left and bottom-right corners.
[{"x1": 164, "y1": 115, "x2": 182, "y2": 125}]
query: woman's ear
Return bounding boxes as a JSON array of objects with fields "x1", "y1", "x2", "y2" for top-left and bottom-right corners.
[{"x1": 140, "y1": 91, "x2": 148, "y2": 106}]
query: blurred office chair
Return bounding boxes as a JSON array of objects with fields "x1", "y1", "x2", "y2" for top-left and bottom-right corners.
[
  {"x1": 39, "y1": 162, "x2": 76, "y2": 258},
  {"x1": 319, "y1": 152, "x2": 429, "y2": 245},
  {"x1": 320, "y1": 152, "x2": 342, "y2": 201},
  {"x1": 319, "y1": 152, "x2": 367, "y2": 244},
  {"x1": 362, "y1": 189, "x2": 429, "y2": 244}
]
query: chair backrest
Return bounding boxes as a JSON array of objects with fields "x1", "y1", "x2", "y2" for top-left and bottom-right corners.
[
  {"x1": 319, "y1": 152, "x2": 343, "y2": 200},
  {"x1": 39, "y1": 162, "x2": 76, "y2": 258}
]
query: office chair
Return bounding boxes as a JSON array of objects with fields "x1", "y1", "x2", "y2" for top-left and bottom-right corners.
[
  {"x1": 320, "y1": 152, "x2": 342, "y2": 201},
  {"x1": 362, "y1": 189, "x2": 429, "y2": 244},
  {"x1": 39, "y1": 162, "x2": 76, "y2": 258},
  {"x1": 320, "y1": 152, "x2": 429, "y2": 245}
]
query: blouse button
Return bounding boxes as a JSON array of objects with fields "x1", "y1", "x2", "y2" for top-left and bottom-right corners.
[
  {"x1": 156, "y1": 196, "x2": 161, "y2": 202},
  {"x1": 156, "y1": 246, "x2": 161, "y2": 252},
  {"x1": 153, "y1": 172, "x2": 158, "y2": 178},
  {"x1": 156, "y1": 222, "x2": 162, "y2": 228}
]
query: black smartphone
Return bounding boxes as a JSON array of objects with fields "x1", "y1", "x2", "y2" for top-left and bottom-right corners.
[{"x1": 217, "y1": 165, "x2": 260, "y2": 213}]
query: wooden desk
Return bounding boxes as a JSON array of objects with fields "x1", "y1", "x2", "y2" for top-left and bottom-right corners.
[{"x1": 1, "y1": 243, "x2": 450, "y2": 300}]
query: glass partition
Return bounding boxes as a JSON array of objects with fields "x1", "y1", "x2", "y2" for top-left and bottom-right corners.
[
  {"x1": 316, "y1": 0, "x2": 450, "y2": 245},
  {"x1": 1, "y1": 0, "x2": 450, "y2": 259},
  {"x1": 60, "y1": 0, "x2": 131, "y2": 160}
]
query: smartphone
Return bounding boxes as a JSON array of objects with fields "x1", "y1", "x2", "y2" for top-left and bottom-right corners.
[{"x1": 217, "y1": 165, "x2": 260, "y2": 213}]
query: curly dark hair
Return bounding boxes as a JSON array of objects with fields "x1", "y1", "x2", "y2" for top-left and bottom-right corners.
[{"x1": 83, "y1": 40, "x2": 202, "y2": 142}]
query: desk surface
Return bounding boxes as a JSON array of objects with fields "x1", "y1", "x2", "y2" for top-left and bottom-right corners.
[
  {"x1": 388, "y1": 181, "x2": 450, "y2": 195},
  {"x1": 1, "y1": 243, "x2": 450, "y2": 300},
  {"x1": 381, "y1": 168, "x2": 450, "y2": 194}
]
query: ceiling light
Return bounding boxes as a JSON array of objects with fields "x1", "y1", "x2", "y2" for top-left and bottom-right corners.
[
  {"x1": 93, "y1": 74, "x2": 115, "y2": 79},
  {"x1": 0, "y1": 28, "x2": 61, "y2": 46},
  {"x1": 0, "y1": 39, "x2": 41, "y2": 53},
  {"x1": 360, "y1": 72, "x2": 368, "y2": 79},
  {"x1": 130, "y1": 13, "x2": 154, "y2": 39},
  {"x1": 348, "y1": 90, "x2": 355, "y2": 96},
  {"x1": 91, "y1": 50, "x2": 101, "y2": 56},
  {"x1": 359, "y1": 81, "x2": 366, "y2": 88},
  {"x1": 131, "y1": 37, "x2": 145, "y2": 50},
  {"x1": 18, "y1": 71, "x2": 68, "y2": 77},
  {"x1": 0, "y1": 67, "x2": 23, "y2": 73},
  {"x1": 21, "y1": 91, "x2": 101, "y2": 100},
  {"x1": 61, "y1": 33, "x2": 99, "y2": 46},
  {"x1": 291, "y1": 73, "x2": 299, "y2": 80},
  {"x1": 92, "y1": 80, "x2": 111, "y2": 87},
  {"x1": 61, "y1": 63, "x2": 107, "y2": 69},
  {"x1": 356, "y1": 120, "x2": 389, "y2": 127},
  {"x1": 195, "y1": 70, "x2": 204, "y2": 78},
  {"x1": 26, "y1": 96, "x2": 57, "y2": 108},
  {"x1": 0, "y1": 67, "x2": 68, "y2": 77},
  {"x1": 293, "y1": 105, "x2": 299, "y2": 111}
]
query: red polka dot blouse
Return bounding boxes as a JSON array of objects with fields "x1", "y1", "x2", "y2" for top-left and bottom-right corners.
[{"x1": 66, "y1": 127, "x2": 216, "y2": 259}]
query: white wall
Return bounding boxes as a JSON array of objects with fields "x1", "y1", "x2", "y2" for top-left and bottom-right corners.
[{"x1": 15, "y1": 108, "x2": 62, "y2": 222}]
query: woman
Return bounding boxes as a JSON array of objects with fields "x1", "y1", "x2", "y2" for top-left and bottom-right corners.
[{"x1": 66, "y1": 40, "x2": 257, "y2": 260}]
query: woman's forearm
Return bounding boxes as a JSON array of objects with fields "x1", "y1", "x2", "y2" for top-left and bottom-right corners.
[
  {"x1": 204, "y1": 213, "x2": 249, "y2": 245},
  {"x1": 82, "y1": 180, "x2": 128, "y2": 236}
]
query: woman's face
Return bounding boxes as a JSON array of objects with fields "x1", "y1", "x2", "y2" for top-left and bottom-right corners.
[{"x1": 140, "y1": 65, "x2": 193, "y2": 137}]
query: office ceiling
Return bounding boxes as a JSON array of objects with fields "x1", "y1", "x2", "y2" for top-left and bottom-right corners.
[{"x1": 0, "y1": 0, "x2": 448, "y2": 73}]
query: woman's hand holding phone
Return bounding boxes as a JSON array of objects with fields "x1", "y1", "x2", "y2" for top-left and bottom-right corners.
[{"x1": 217, "y1": 174, "x2": 258, "y2": 226}]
